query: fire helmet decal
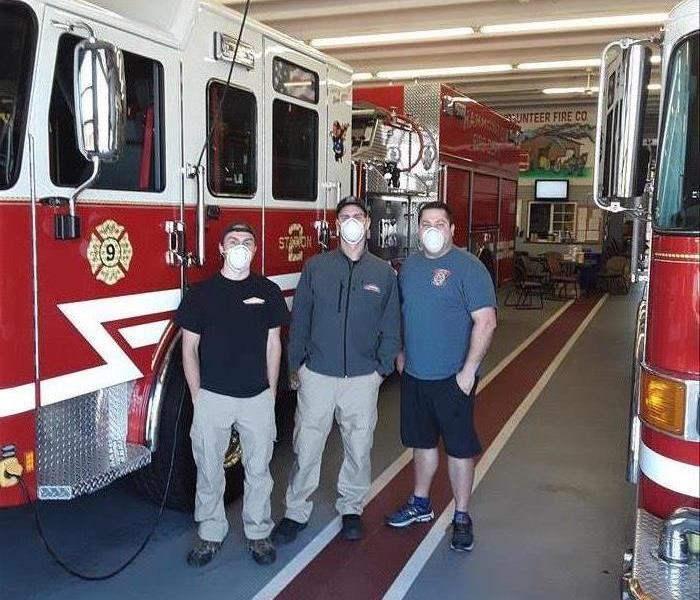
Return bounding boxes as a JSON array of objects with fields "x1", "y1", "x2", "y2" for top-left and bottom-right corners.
[
  {"x1": 331, "y1": 121, "x2": 350, "y2": 162},
  {"x1": 86, "y1": 219, "x2": 133, "y2": 285}
]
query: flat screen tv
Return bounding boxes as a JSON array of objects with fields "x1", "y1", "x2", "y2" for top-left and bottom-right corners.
[{"x1": 535, "y1": 179, "x2": 569, "y2": 200}]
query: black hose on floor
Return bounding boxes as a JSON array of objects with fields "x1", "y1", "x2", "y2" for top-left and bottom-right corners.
[{"x1": 14, "y1": 383, "x2": 185, "y2": 581}]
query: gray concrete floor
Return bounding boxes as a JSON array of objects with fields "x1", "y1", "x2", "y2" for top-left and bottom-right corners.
[
  {"x1": 405, "y1": 290, "x2": 640, "y2": 600},
  {"x1": 1, "y1": 290, "x2": 637, "y2": 600}
]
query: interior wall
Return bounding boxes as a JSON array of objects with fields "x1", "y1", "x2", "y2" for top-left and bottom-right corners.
[{"x1": 499, "y1": 104, "x2": 603, "y2": 254}]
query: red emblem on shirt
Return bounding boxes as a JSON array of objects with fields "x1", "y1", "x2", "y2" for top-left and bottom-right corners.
[{"x1": 431, "y1": 268, "x2": 452, "y2": 287}]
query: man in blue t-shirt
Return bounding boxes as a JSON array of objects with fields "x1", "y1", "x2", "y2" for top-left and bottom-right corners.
[{"x1": 386, "y1": 201, "x2": 497, "y2": 553}]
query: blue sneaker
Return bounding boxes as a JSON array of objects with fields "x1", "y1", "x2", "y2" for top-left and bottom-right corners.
[{"x1": 386, "y1": 497, "x2": 435, "y2": 528}]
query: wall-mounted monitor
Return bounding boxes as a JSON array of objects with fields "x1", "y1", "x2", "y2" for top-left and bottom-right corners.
[{"x1": 535, "y1": 179, "x2": 569, "y2": 200}]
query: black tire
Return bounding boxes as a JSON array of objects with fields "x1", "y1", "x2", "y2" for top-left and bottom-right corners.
[{"x1": 134, "y1": 341, "x2": 244, "y2": 512}]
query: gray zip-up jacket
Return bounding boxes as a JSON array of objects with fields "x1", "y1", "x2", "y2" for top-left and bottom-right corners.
[{"x1": 288, "y1": 248, "x2": 401, "y2": 378}]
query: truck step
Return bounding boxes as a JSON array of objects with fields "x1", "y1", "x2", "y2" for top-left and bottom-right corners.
[
  {"x1": 35, "y1": 382, "x2": 152, "y2": 500},
  {"x1": 38, "y1": 442, "x2": 151, "y2": 500}
]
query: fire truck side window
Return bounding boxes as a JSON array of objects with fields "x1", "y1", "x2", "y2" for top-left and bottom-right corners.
[
  {"x1": 654, "y1": 32, "x2": 699, "y2": 232},
  {"x1": 207, "y1": 81, "x2": 257, "y2": 197},
  {"x1": 49, "y1": 34, "x2": 165, "y2": 192},
  {"x1": 0, "y1": 2, "x2": 36, "y2": 190},
  {"x1": 272, "y1": 99, "x2": 318, "y2": 201},
  {"x1": 272, "y1": 57, "x2": 319, "y2": 104}
]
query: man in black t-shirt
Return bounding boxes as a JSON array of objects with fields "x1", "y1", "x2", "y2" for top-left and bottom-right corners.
[{"x1": 175, "y1": 222, "x2": 288, "y2": 568}]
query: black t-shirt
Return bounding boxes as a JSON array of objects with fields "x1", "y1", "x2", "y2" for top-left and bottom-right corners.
[{"x1": 175, "y1": 273, "x2": 289, "y2": 398}]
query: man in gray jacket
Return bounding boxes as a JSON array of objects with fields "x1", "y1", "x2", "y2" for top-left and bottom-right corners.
[{"x1": 273, "y1": 197, "x2": 401, "y2": 542}]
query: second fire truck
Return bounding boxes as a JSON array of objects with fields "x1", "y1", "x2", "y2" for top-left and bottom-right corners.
[{"x1": 593, "y1": 1, "x2": 699, "y2": 597}]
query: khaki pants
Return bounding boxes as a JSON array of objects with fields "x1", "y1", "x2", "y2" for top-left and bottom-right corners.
[
  {"x1": 190, "y1": 387, "x2": 276, "y2": 542},
  {"x1": 285, "y1": 365, "x2": 381, "y2": 523}
]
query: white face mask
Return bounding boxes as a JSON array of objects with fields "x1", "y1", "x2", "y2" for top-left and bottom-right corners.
[
  {"x1": 421, "y1": 227, "x2": 445, "y2": 254},
  {"x1": 340, "y1": 217, "x2": 366, "y2": 244},
  {"x1": 225, "y1": 245, "x2": 252, "y2": 271}
]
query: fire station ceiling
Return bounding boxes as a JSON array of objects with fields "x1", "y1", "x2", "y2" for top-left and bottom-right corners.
[{"x1": 224, "y1": 0, "x2": 671, "y2": 110}]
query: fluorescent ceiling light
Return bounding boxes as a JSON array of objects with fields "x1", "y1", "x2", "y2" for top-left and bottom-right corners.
[
  {"x1": 481, "y1": 13, "x2": 667, "y2": 35},
  {"x1": 377, "y1": 64, "x2": 512, "y2": 80},
  {"x1": 310, "y1": 27, "x2": 475, "y2": 49},
  {"x1": 351, "y1": 72, "x2": 374, "y2": 82},
  {"x1": 542, "y1": 86, "x2": 600, "y2": 95},
  {"x1": 519, "y1": 55, "x2": 661, "y2": 71},
  {"x1": 518, "y1": 58, "x2": 601, "y2": 71},
  {"x1": 543, "y1": 83, "x2": 661, "y2": 94}
]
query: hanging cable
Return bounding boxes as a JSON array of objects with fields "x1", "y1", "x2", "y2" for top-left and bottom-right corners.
[
  {"x1": 14, "y1": 384, "x2": 186, "y2": 581},
  {"x1": 195, "y1": 0, "x2": 252, "y2": 171}
]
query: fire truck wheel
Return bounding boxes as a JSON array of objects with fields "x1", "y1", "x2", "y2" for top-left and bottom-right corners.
[{"x1": 134, "y1": 344, "x2": 244, "y2": 512}]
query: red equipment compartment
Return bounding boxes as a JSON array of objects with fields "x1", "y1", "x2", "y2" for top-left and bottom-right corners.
[
  {"x1": 445, "y1": 167, "x2": 470, "y2": 248},
  {"x1": 499, "y1": 179, "x2": 518, "y2": 283},
  {"x1": 646, "y1": 234, "x2": 700, "y2": 377},
  {"x1": 472, "y1": 173, "x2": 499, "y2": 228}
]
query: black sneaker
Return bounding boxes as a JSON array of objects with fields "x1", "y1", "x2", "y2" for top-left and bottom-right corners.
[
  {"x1": 271, "y1": 517, "x2": 307, "y2": 545},
  {"x1": 248, "y1": 537, "x2": 276, "y2": 565},
  {"x1": 186, "y1": 538, "x2": 222, "y2": 567},
  {"x1": 450, "y1": 513, "x2": 474, "y2": 552},
  {"x1": 341, "y1": 514, "x2": 363, "y2": 541}
]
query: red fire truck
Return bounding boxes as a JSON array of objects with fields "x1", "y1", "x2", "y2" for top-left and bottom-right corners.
[
  {"x1": 593, "y1": 1, "x2": 699, "y2": 597},
  {"x1": 0, "y1": 0, "x2": 351, "y2": 509},
  {"x1": 352, "y1": 83, "x2": 521, "y2": 283}
]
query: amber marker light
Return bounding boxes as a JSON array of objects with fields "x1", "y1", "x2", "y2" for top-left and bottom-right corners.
[{"x1": 640, "y1": 369, "x2": 686, "y2": 435}]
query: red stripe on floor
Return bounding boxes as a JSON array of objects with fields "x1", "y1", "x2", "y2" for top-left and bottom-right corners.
[{"x1": 277, "y1": 296, "x2": 601, "y2": 600}]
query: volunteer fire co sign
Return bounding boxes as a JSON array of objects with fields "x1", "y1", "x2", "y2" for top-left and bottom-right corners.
[{"x1": 87, "y1": 220, "x2": 133, "y2": 285}]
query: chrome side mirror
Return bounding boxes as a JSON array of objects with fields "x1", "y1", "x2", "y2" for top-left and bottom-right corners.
[
  {"x1": 593, "y1": 39, "x2": 653, "y2": 213},
  {"x1": 54, "y1": 33, "x2": 126, "y2": 240},
  {"x1": 74, "y1": 37, "x2": 126, "y2": 162}
]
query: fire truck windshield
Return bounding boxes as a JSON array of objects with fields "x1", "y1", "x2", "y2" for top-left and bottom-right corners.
[
  {"x1": 0, "y1": 1, "x2": 36, "y2": 190},
  {"x1": 654, "y1": 32, "x2": 699, "y2": 233}
]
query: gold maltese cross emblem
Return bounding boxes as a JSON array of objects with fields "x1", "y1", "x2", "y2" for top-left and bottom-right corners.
[{"x1": 86, "y1": 220, "x2": 133, "y2": 285}]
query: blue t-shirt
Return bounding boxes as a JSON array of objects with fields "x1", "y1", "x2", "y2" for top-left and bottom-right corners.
[{"x1": 399, "y1": 248, "x2": 497, "y2": 380}]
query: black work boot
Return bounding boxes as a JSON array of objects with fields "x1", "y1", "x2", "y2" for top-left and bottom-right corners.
[
  {"x1": 271, "y1": 517, "x2": 307, "y2": 544},
  {"x1": 450, "y1": 512, "x2": 474, "y2": 552},
  {"x1": 341, "y1": 514, "x2": 363, "y2": 541},
  {"x1": 248, "y1": 536, "x2": 277, "y2": 565},
  {"x1": 186, "y1": 538, "x2": 222, "y2": 567}
]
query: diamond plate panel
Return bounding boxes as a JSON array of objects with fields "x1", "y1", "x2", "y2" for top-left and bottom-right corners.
[
  {"x1": 361, "y1": 83, "x2": 442, "y2": 198},
  {"x1": 403, "y1": 82, "x2": 441, "y2": 198},
  {"x1": 631, "y1": 509, "x2": 699, "y2": 600},
  {"x1": 36, "y1": 383, "x2": 151, "y2": 500}
]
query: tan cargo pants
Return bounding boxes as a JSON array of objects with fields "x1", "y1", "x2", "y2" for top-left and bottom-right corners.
[
  {"x1": 284, "y1": 365, "x2": 382, "y2": 523},
  {"x1": 190, "y1": 387, "x2": 276, "y2": 542}
]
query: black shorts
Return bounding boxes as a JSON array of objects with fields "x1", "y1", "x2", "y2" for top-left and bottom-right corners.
[{"x1": 400, "y1": 372, "x2": 482, "y2": 459}]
